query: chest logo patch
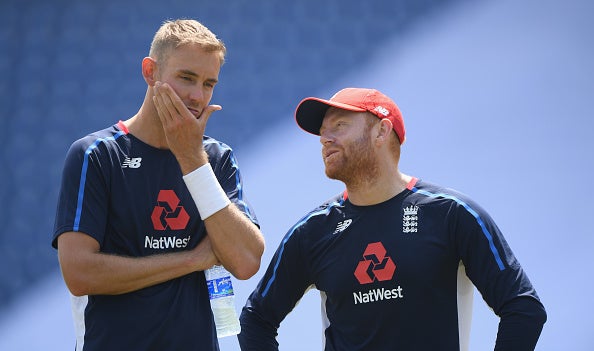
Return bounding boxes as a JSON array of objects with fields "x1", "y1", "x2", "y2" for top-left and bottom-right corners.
[
  {"x1": 403, "y1": 205, "x2": 419, "y2": 233},
  {"x1": 122, "y1": 156, "x2": 142, "y2": 168},
  {"x1": 354, "y1": 242, "x2": 396, "y2": 284},
  {"x1": 333, "y1": 219, "x2": 352, "y2": 234},
  {"x1": 151, "y1": 190, "x2": 190, "y2": 230}
]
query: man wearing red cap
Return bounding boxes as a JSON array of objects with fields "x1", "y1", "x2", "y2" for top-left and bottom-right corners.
[{"x1": 238, "y1": 88, "x2": 546, "y2": 350}]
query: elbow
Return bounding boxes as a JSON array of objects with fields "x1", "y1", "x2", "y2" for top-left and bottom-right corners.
[
  {"x1": 60, "y1": 266, "x2": 98, "y2": 296},
  {"x1": 232, "y1": 249, "x2": 263, "y2": 280},
  {"x1": 521, "y1": 296, "x2": 547, "y2": 326},
  {"x1": 234, "y1": 259, "x2": 261, "y2": 280},
  {"x1": 535, "y1": 301, "x2": 547, "y2": 326},
  {"x1": 499, "y1": 296, "x2": 548, "y2": 328},
  {"x1": 62, "y1": 275, "x2": 93, "y2": 297},
  {"x1": 234, "y1": 237, "x2": 265, "y2": 280},
  {"x1": 69, "y1": 287, "x2": 89, "y2": 297}
]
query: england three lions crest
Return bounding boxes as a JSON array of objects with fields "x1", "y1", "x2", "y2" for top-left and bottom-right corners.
[{"x1": 403, "y1": 205, "x2": 419, "y2": 233}]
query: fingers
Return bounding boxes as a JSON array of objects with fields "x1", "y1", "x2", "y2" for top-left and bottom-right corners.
[
  {"x1": 151, "y1": 81, "x2": 219, "y2": 171},
  {"x1": 194, "y1": 235, "x2": 220, "y2": 270},
  {"x1": 152, "y1": 81, "x2": 185, "y2": 124},
  {"x1": 152, "y1": 81, "x2": 222, "y2": 124},
  {"x1": 198, "y1": 104, "x2": 222, "y2": 126}
]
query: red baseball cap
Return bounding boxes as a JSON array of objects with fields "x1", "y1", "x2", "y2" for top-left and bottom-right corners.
[{"x1": 295, "y1": 88, "x2": 405, "y2": 144}]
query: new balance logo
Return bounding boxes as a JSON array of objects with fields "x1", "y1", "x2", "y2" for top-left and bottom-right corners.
[
  {"x1": 374, "y1": 106, "x2": 390, "y2": 116},
  {"x1": 122, "y1": 157, "x2": 142, "y2": 168},
  {"x1": 333, "y1": 219, "x2": 352, "y2": 234}
]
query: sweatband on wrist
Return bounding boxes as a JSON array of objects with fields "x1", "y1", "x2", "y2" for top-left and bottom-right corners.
[{"x1": 183, "y1": 163, "x2": 231, "y2": 220}]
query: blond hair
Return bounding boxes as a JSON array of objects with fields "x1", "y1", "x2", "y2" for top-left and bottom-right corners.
[{"x1": 149, "y1": 19, "x2": 226, "y2": 66}]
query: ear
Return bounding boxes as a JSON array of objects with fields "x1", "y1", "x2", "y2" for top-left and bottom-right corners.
[
  {"x1": 375, "y1": 118, "x2": 393, "y2": 145},
  {"x1": 141, "y1": 57, "x2": 158, "y2": 86}
]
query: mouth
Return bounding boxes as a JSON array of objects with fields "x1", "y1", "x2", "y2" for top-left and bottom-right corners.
[
  {"x1": 187, "y1": 107, "x2": 202, "y2": 118},
  {"x1": 323, "y1": 149, "x2": 339, "y2": 162}
]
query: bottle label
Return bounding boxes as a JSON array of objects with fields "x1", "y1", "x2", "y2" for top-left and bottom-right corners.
[{"x1": 207, "y1": 276, "x2": 234, "y2": 299}]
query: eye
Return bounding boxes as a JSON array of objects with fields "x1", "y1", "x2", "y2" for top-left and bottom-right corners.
[
  {"x1": 180, "y1": 75, "x2": 194, "y2": 82},
  {"x1": 204, "y1": 80, "x2": 217, "y2": 89}
]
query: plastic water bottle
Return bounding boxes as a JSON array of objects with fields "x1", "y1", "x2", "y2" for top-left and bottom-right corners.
[{"x1": 204, "y1": 265, "x2": 241, "y2": 338}]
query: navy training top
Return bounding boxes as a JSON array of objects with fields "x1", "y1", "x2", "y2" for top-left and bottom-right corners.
[
  {"x1": 53, "y1": 121, "x2": 258, "y2": 351},
  {"x1": 239, "y1": 178, "x2": 545, "y2": 350}
]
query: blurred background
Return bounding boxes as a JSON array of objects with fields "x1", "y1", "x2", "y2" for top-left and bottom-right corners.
[{"x1": 0, "y1": 0, "x2": 592, "y2": 350}]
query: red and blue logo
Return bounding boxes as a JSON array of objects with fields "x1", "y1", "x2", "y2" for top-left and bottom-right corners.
[{"x1": 354, "y1": 242, "x2": 396, "y2": 284}]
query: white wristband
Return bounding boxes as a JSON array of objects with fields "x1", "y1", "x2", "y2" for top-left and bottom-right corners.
[{"x1": 183, "y1": 163, "x2": 231, "y2": 220}]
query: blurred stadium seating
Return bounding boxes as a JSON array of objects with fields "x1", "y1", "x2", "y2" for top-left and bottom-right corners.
[{"x1": 0, "y1": 0, "x2": 462, "y2": 309}]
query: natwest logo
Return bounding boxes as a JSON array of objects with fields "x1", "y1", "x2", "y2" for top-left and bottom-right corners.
[
  {"x1": 151, "y1": 190, "x2": 190, "y2": 230},
  {"x1": 354, "y1": 242, "x2": 396, "y2": 284}
]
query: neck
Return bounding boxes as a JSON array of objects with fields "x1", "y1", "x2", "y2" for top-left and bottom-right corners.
[
  {"x1": 121, "y1": 90, "x2": 169, "y2": 149},
  {"x1": 345, "y1": 167, "x2": 412, "y2": 206}
]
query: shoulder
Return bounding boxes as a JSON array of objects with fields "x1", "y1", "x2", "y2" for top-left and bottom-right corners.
[
  {"x1": 410, "y1": 179, "x2": 492, "y2": 221},
  {"x1": 202, "y1": 136, "x2": 241, "y2": 176},
  {"x1": 311, "y1": 192, "x2": 347, "y2": 216},
  {"x1": 292, "y1": 192, "x2": 347, "y2": 232},
  {"x1": 64, "y1": 124, "x2": 126, "y2": 162},
  {"x1": 68, "y1": 124, "x2": 127, "y2": 153},
  {"x1": 203, "y1": 135, "x2": 233, "y2": 156},
  {"x1": 410, "y1": 179, "x2": 476, "y2": 205},
  {"x1": 274, "y1": 192, "x2": 347, "y2": 253}
]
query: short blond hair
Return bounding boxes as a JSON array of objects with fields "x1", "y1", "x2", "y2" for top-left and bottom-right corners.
[{"x1": 149, "y1": 19, "x2": 226, "y2": 66}]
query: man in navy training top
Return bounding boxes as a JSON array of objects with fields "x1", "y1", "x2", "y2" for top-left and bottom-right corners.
[
  {"x1": 238, "y1": 87, "x2": 546, "y2": 350},
  {"x1": 52, "y1": 19, "x2": 265, "y2": 351}
]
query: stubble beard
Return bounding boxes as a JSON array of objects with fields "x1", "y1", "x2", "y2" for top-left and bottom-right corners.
[{"x1": 324, "y1": 132, "x2": 379, "y2": 188}]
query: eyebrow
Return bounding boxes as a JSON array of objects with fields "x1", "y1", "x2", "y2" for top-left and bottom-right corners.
[{"x1": 178, "y1": 69, "x2": 218, "y2": 84}]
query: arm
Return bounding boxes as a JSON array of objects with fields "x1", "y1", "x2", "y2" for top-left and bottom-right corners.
[
  {"x1": 152, "y1": 81, "x2": 265, "y2": 279},
  {"x1": 202, "y1": 205, "x2": 265, "y2": 280},
  {"x1": 495, "y1": 296, "x2": 547, "y2": 350},
  {"x1": 57, "y1": 231, "x2": 218, "y2": 296},
  {"x1": 238, "y1": 222, "x2": 313, "y2": 350},
  {"x1": 239, "y1": 302, "x2": 281, "y2": 351},
  {"x1": 454, "y1": 198, "x2": 546, "y2": 350}
]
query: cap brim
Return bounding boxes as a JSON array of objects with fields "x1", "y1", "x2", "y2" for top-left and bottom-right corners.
[{"x1": 295, "y1": 98, "x2": 366, "y2": 135}]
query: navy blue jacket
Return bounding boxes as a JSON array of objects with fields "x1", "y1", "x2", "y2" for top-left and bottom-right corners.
[
  {"x1": 239, "y1": 179, "x2": 545, "y2": 350},
  {"x1": 53, "y1": 122, "x2": 258, "y2": 351}
]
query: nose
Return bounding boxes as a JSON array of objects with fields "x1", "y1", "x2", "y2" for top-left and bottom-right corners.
[
  {"x1": 188, "y1": 86, "x2": 206, "y2": 105},
  {"x1": 320, "y1": 129, "x2": 334, "y2": 145}
]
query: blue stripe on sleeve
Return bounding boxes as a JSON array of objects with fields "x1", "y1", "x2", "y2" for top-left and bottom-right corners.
[
  {"x1": 411, "y1": 186, "x2": 506, "y2": 271},
  {"x1": 262, "y1": 200, "x2": 343, "y2": 297},
  {"x1": 73, "y1": 131, "x2": 126, "y2": 231}
]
